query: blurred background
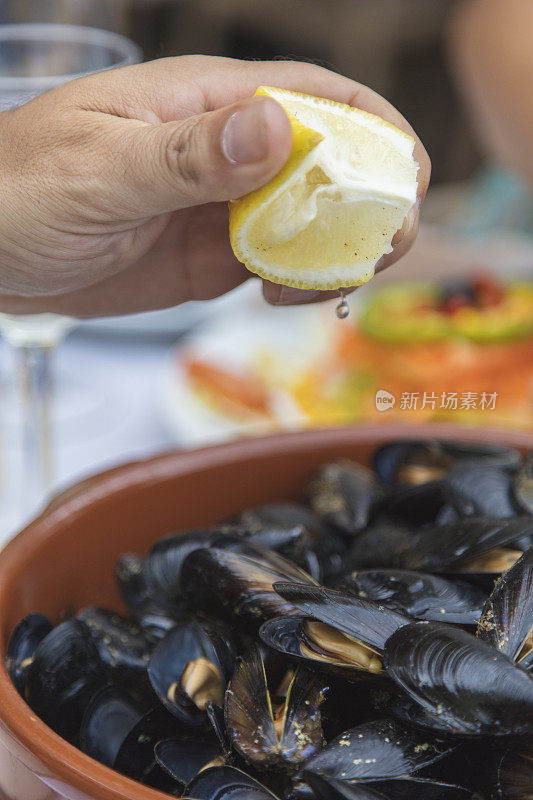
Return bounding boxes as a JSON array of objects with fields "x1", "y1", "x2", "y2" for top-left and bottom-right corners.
[{"x1": 1, "y1": 0, "x2": 533, "y2": 538}]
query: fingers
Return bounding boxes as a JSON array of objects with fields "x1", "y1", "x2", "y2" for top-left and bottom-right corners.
[{"x1": 111, "y1": 95, "x2": 292, "y2": 216}]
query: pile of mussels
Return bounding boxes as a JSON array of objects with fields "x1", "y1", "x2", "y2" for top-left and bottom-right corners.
[{"x1": 6, "y1": 439, "x2": 533, "y2": 800}]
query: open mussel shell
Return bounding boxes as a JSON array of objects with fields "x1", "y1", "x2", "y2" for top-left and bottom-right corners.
[
  {"x1": 185, "y1": 765, "x2": 280, "y2": 800},
  {"x1": 349, "y1": 517, "x2": 533, "y2": 574},
  {"x1": 307, "y1": 461, "x2": 382, "y2": 536},
  {"x1": 26, "y1": 619, "x2": 107, "y2": 743},
  {"x1": 6, "y1": 612, "x2": 52, "y2": 694},
  {"x1": 384, "y1": 621, "x2": 533, "y2": 736},
  {"x1": 113, "y1": 705, "x2": 184, "y2": 793},
  {"x1": 260, "y1": 584, "x2": 409, "y2": 679},
  {"x1": 302, "y1": 718, "x2": 453, "y2": 783},
  {"x1": 372, "y1": 440, "x2": 450, "y2": 487},
  {"x1": 76, "y1": 607, "x2": 153, "y2": 685},
  {"x1": 154, "y1": 736, "x2": 224, "y2": 787},
  {"x1": 477, "y1": 546, "x2": 533, "y2": 668},
  {"x1": 180, "y1": 543, "x2": 316, "y2": 625},
  {"x1": 274, "y1": 583, "x2": 410, "y2": 653},
  {"x1": 341, "y1": 570, "x2": 487, "y2": 625},
  {"x1": 79, "y1": 685, "x2": 143, "y2": 767},
  {"x1": 444, "y1": 463, "x2": 517, "y2": 519},
  {"x1": 225, "y1": 647, "x2": 326, "y2": 772},
  {"x1": 372, "y1": 439, "x2": 520, "y2": 488},
  {"x1": 148, "y1": 619, "x2": 234, "y2": 725}
]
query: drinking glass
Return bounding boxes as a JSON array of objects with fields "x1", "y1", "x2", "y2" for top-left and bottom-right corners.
[{"x1": 0, "y1": 24, "x2": 141, "y2": 527}]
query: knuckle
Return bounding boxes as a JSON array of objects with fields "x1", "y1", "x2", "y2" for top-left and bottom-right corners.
[{"x1": 164, "y1": 118, "x2": 203, "y2": 190}]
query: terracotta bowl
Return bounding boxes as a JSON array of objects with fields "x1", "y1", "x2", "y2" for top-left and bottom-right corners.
[{"x1": 0, "y1": 423, "x2": 532, "y2": 800}]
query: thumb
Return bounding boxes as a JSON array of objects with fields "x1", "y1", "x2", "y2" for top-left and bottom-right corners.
[{"x1": 122, "y1": 96, "x2": 293, "y2": 215}]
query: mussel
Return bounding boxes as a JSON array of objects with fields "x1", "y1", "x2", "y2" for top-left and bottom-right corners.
[
  {"x1": 154, "y1": 737, "x2": 224, "y2": 788},
  {"x1": 148, "y1": 618, "x2": 235, "y2": 725},
  {"x1": 307, "y1": 461, "x2": 381, "y2": 535},
  {"x1": 261, "y1": 584, "x2": 409, "y2": 678},
  {"x1": 113, "y1": 705, "x2": 187, "y2": 794},
  {"x1": 26, "y1": 619, "x2": 107, "y2": 743},
  {"x1": 372, "y1": 439, "x2": 520, "y2": 487},
  {"x1": 340, "y1": 569, "x2": 487, "y2": 625},
  {"x1": 115, "y1": 553, "x2": 183, "y2": 640},
  {"x1": 224, "y1": 647, "x2": 326, "y2": 772},
  {"x1": 79, "y1": 685, "x2": 143, "y2": 767},
  {"x1": 444, "y1": 462, "x2": 517, "y2": 519},
  {"x1": 384, "y1": 621, "x2": 533, "y2": 736},
  {"x1": 476, "y1": 545, "x2": 533, "y2": 668},
  {"x1": 347, "y1": 517, "x2": 533, "y2": 573},
  {"x1": 302, "y1": 717, "x2": 453, "y2": 782},
  {"x1": 6, "y1": 612, "x2": 52, "y2": 694},
  {"x1": 76, "y1": 607, "x2": 153, "y2": 685},
  {"x1": 185, "y1": 766, "x2": 279, "y2": 800},
  {"x1": 181, "y1": 542, "x2": 317, "y2": 625}
]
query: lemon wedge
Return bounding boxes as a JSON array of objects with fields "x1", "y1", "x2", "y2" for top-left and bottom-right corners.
[{"x1": 229, "y1": 86, "x2": 419, "y2": 290}]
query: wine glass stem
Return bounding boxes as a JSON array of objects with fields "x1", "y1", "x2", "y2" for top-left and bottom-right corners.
[{"x1": 16, "y1": 344, "x2": 54, "y2": 505}]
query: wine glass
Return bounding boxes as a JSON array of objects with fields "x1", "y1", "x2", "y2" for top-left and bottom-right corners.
[{"x1": 0, "y1": 24, "x2": 141, "y2": 530}]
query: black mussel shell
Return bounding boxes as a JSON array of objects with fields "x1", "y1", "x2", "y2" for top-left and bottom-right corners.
[
  {"x1": 321, "y1": 676, "x2": 401, "y2": 740},
  {"x1": 261, "y1": 584, "x2": 409, "y2": 679},
  {"x1": 384, "y1": 621, "x2": 533, "y2": 736},
  {"x1": 372, "y1": 440, "x2": 449, "y2": 487},
  {"x1": 79, "y1": 685, "x2": 143, "y2": 767},
  {"x1": 496, "y1": 742, "x2": 533, "y2": 800},
  {"x1": 115, "y1": 554, "x2": 182, "y2": 641},
  {"x1": 341, "y1": 570, "x2": 486, "y2": 625},
  {"x1": 513, "y1": 451, "x2": 533, "y2": 515},
  {"x1": 225, "y1": 647, "x2": 326, "y2": 771},
  {"x1": 76, "y1": 607, "x2": 153, "y2": 684},
  {"x1": 349, "y1": 517, "x2": 533, "y2": 573},
  {"x1": 113, "y1": 705, "x2": 184, "y2": 792},
  {"x1": 240, "y1": 501, "x2": 348, "y2": 581},
  {"x1": 344, "y1": 522, "x2": 420, "y2": 571},
  {"x1": 441, "y1": 441, "x2": 521, "y2": 469},
  {"x1": 154, "y1": 736, "x2": 223, "y2": 786},
  {"x1": 372, "y1": 440, "x2": 520, "y2": 488},
  {"x1": 307, "y1": 462, "x2": 381, "y2": 535},
  {"x1": 444, "y1": 463, "x2": 517, "y2": 519},
  {"x1": 273, "y1": 584, "x2": 410, "y2": 652},
  {"x1": 26, "y1": 619, "x2": 107, "y2": 743},
  {"x1": 180, "y1": 543, "x2": 316, "y2": 624},
  {"x1": 302, "y1": 773, "x2": 388, "y2": 800},
  {"x1": 477, "y1": 546, "x2": 533, "y2": 668},
  {"x1": 148, "y1": 619, "x2": 234, "y2": 725},
  {"x1": 185, "y1": 765, "x2": 279, "y2": 800},
  {"x1": 303, "y1": 718, "x2": 454, "y2": 782},
  {"x1": 304, "y1": 773, "x2": 478, "y2": 800},
  {"x1": 6, "y1": 613, "x2": 52, "y2": 694},
  {"x1": 375, "y1": 481, "x2": 447, "y2": 527},
  {"x1": 145, "y1": 529, "x2": 222, "y2": 603}
]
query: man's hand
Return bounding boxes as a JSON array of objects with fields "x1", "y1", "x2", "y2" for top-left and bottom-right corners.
[{"x1": 0, "y1": 56, "x2": 430, "y2": 317}]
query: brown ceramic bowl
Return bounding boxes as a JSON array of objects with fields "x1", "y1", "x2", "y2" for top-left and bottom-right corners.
[{"x1": 0, "y1": 424, "x2": 532, "y2": 800}]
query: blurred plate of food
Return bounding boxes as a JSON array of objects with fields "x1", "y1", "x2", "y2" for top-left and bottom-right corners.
[{"x1": 160, "y1": 226, "x2": 533, "y2": 445}]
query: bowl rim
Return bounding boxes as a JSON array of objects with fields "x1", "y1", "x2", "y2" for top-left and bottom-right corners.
[{"x1": 0, "y1": 422, "x2": 532, "y2": 800}]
